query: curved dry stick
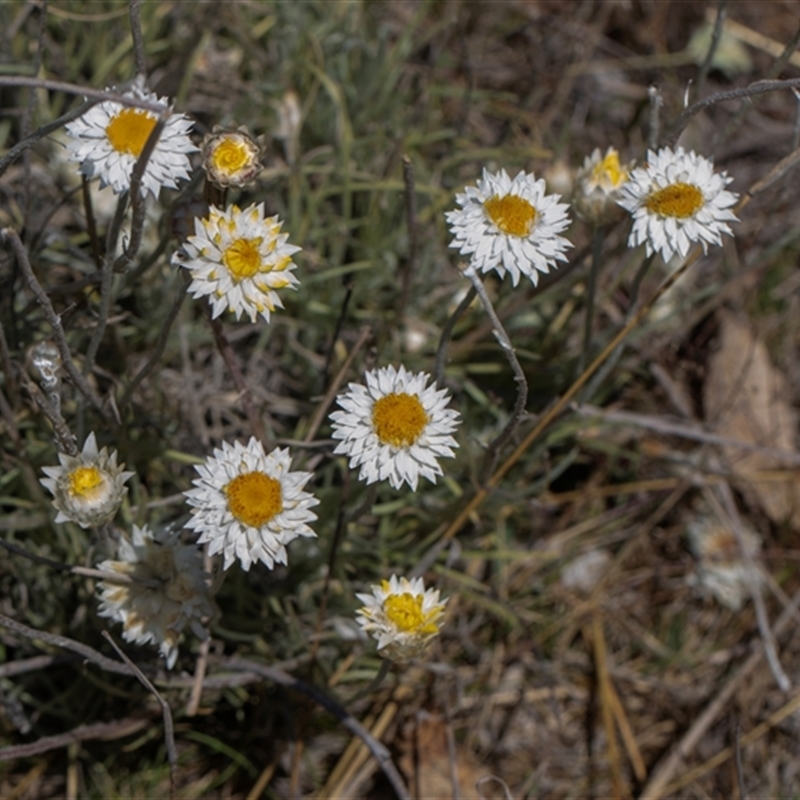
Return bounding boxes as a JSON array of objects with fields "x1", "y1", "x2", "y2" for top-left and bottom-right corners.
[
  {"x1": 112, "y1": 112, "x2": 167, "y2": 274},
  {"x1": 463, "y1": 268, "x2": 528, "y2": 479},
  {"x1": 0, "y1": 654, "x2": 77, "y2": 679},
  {"x1": 695, "y1": 0, "x2": 728, "y2": 101},
  {"x1": 714, "y1": 483, "x2": 790, "y2": 691},
  {"x1": 434, "y1": 285, "x2": 476, "y2": 387},
  {"x1": 103, "y1": 631, "x2": 177, "y2": 798},
  {"x1": 18, "y1": 372, "x2": 78, "y2": 455},
  {"x1": 85, "y1": 112, "x2": 169, "y2": 378},
  {"x1": 2, "y1": 228, "x2": 110, "y2": 418},
  {"x1": 0, "y1": 613, "x2": 140, "y2": 677},
  {"x1": 226, "y1": 658, "x2": 411, "y2": 800},
  {"x1": 0, "y1": 75, "x2": 166, "y2": 111},
  {"x1": 664, "y1": 77, "x2": 800, "y2": 148},
  {"x1": 0, "y1": 100, "x2": 95, "y2": 179},
  {"x1": 0, "y1": 718, "x2": 150, "y2": 762}
]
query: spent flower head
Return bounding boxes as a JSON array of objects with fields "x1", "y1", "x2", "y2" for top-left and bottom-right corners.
[
  {"x1": 446, "y1": 168, "x2": 572, "y2": 287},
  {"x1": 687, "y1": 517, "x2": 761, "y2": 611},
  {"x1": 356, "y1": 575, "x2": 447, "y2": 663},
  {"x1": 617, "y1": 146, "x2": 738, "y2": 263},
  {"x1": 97, "y1": 524, "x2": 216, "y2": 669},
  {"x1": 40, "y1": 432, "x2": 133, "y2": 528},
  {"x1": 183, "y1": 438, "x2": 318, "y2": 571},
  {"x1": 201, "y1": 126, "x2": 262, "y2": 188},
  {"x1": 64, "y1": 76, "x2": 196, "y2": 198},
  {"x1": 573, "y1": 147, "x2": 631, "y2": 224},
  {"x1": 174, "y1": 202, "x2": 300, "y2": 324},
  {"x1": 329, "y1": 365, "x2": 460, "y2": 491}
]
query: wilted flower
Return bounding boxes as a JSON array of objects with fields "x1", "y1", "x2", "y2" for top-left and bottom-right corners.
[
  {"x1": 40, "y1": 432, "x2": 133, "y2": 528},
  {"x1": 561, "y1": 549, "x2": 612, "y2": 595},
  {"x1": 687, "y1": 517, "x2": 761, "y2": 611},
  {"x1": 356, "y1": 575, "x2": 447, "y2": 662},
  {"x1": 183, "y1": 438, "x2": 318, "y2": 571},
  {"x1": 330, "y1": 365, "x2": 460, "y2": 491},
  {"x1": 97, "y1": 524, "x2": 216, "y2": 669}
]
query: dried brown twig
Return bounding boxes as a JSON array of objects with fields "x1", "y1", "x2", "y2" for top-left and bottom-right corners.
[
  {"x1": 0, "y1": 718, "x2": 151, "y2": 761},
  {"x1": 2, "y1": 228, "x2": 110, "y2": 418},
  {"x1": 664, "y1": 77, "x2": 800, "y2": 148},
  {"x1": 462, "y1": 266, "x2": 528, "y2": 479},
  {"x1": 103, "y1": 631, "x2": 178, "y2": 799}
]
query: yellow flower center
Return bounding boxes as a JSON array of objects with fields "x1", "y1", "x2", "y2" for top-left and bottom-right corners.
[
  {"x1": 224, "y1": 471, "x2": 283, "y2": 528},
  {"x1": 483, "y1": 194, "x2": 537, "y2": 237},
  {"x1": 105, "y1": 108, "x2": 158, "y2": 156},
  {"x1": 68, "y1": 466, "x2": 105, "y2": 499},
  {"x1": 644, "y1": 182, "x2": 704, "y2": 218},
  {"x1": 211, "y1": 138, "x2": 252, "y2": 175},
  {"x1": 384, "y1": 592, "x2": 439, "y2": 635},
  {"x1": 371, "y1": 393, "x2": 428, "y2": 447},
  {"x1": 223, "y1": 238, "x2": 263, "y2": 279},
  {"x1": 592, "y1": 150, "x2": 627, "y2": 188}
]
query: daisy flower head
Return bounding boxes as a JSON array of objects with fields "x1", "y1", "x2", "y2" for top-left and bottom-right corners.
[
  {"x1": 183, "y1": 438, "x2": 318, "y2": 571},
  {"x1": 201, "y1": 126, "x2": 262, "y2": 188},
  {"x1": 356, "y1": 575, "x2": 447, "y2": 663},
  {"x1": 173, "y1": 202, "x2": 301, "y2": 324},
  {"x1": 573, "y1": 147, "x2": 631, "y2": 224},
  {"x1": 445, "y1": 168, "x2": 572, "y2": 287},
  {"x1": 97, "y1": 524, "x2": 216, "y2": 669},
  {"x1": 64, "y1": 76, "x2": 196, "y2": 198},
  {"x1": 40, "y1": 432, "x2": 134, "y2": 529},
  {"x1": 329, "y1": 365, "x2": 460, "y2": 491},
  {"x1": 617, "y1": 146, "x2": 738, "y2": 263}
]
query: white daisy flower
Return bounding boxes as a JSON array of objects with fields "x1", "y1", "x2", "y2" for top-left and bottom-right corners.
[
  {"x1": 173, "y1": 202, "x2": 301, "y2": 324},
  {"x1": 356, "y1": 575, "x2": 447, "y2": 663},
  {"x1": 201, "y1": 127, "x2": 261, "y2": 188},
  {"x1": 445, "y1": 168, "x2": 572, "y2": 287},
  {"x1": 573, "y1": 147, "x2": 631, "y2": 224},
  {"x1": 183, "y1": 438, "x2": 318, "y2": 571},
  {"x1": 40, "y1": 432, "x2": 134, "y2": 529},
  {"x1": 329, "y1": 365, "x2": 460, "y2": 491},
  {"x1": 97, "y1": 524, "x2": 216, "y2": 669},
  {"x1": 64, "y1": 77, "x2": 196, "y2": 198},
  {"x1": 617, "y1": 146, "x2": 738, "y2": 263}
]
